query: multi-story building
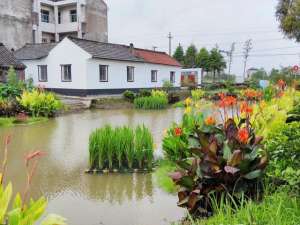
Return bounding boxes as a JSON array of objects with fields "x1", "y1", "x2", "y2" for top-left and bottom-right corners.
[{"x1": 0, "y1": 0, "x2": 108, "y2": 49}]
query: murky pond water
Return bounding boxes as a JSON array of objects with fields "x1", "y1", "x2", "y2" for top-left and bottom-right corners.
[{"x1": 0, "y1": 108, "x2": 187, "y2": 225}]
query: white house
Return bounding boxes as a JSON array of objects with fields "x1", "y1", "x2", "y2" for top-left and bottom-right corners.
[{"x1": 14, "y1": 37, "x2": 182, "y2": 96}]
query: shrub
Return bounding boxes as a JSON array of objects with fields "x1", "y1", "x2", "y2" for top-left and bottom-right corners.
[
  {"x1": 123, "y1": 90, "x2": 136, "y2": 102},
  {"x1": 134, "y1": 96, "x2": 168, "y2": 109},
  {"x1": 151, "y1": 90, "x2": 168, "y2": 98},
  {"x1": 138, "y1": 89, "x2": 152, "y2": 97},
  {"x1": 0, "y1": 67, "x2": 25, "y2": 99},
  {"x1": 164, "y1": 94, "x2": 268, "y2": 217},
  {"x1": 17, "y1": 89, "x2": 62, "y2": 117},
  {"x1": 88, "y1": 125, "x2": 154, "y2": 170},
  {"x1": 162, "y1": 80, "x2": 174, "y2": 92},
  {"x1": 266, "y1": 122, "x2": 300, "y2": 191},
  {"x1": 191, "y1": 89, "x2": 205, "y2": 101}
]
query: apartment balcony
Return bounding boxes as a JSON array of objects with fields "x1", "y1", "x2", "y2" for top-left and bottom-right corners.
[
  {"x1": 40, "y1": 0, "x2": 86, "y2": 6},
  {"x1": 40, "y1": 22, "x2": 56, "y2": 33},
  {"x1": 56, "y1": 22, "x2": 79, "y2": 33}
]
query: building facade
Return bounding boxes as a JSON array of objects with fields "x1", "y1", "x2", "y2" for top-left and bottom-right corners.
[
  {"x1": 14, "y1": 37, "x2": 182, "y2": 96},
  {"x1": 0, "y1": 0, "x2": 108, "y2": 50}
]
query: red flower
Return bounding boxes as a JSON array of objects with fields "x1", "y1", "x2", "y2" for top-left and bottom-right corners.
[
  {"x1": 240, "y1": 102, "x2": 253, "y2": 115},
  {"x1": 244, "y1": 89, "x2": 262, "y2": 100},
  {"x1": 205, "y1": 116, "x2": 216, "y2": 126},
  {"x1": 217, "y1": 93, "x2": 237, "y2": 108},
  {"x1": 174, "y1": 127, "x2": 183, "y2": 137},
  {"x1": 237, "y1": 128, "x2": 249, "y2": 144},
  {"x1": 277, "y1": 79, "x2": 286, "y2": 90}
]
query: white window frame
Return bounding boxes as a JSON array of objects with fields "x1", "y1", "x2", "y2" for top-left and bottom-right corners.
[
  {"x1": 70, "y1": 9, "x2": 77, "y2": 22},
  {"x1": 38, "y1": 65, "x2": 48, "y2": 82},
  {"x1": 151, "y1": 70, "x2": 157, "y2": 82},
  {"x1": 61, "y1": 64, "x2": 72, "y2": 82},
  {"x1": 127, "y1": 66, "x2": 134, "y2": 82},
  {"x1": 99, "y1": 65, "x2": 108, "y2": 82},
  {"x1": 41, "y1": 10, "x2": 50, "y2": 23},
  {"x1": 170, "y1": 71, "x2": 176, "y2": 83}
]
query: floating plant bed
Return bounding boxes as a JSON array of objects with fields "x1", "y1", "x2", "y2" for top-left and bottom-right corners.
[
  {"x1": 85, "y1": 168, "x2": 153, "y2": 174},
  {"x1": 87, "y1": 124, "x2": 154, "y2": 175}
]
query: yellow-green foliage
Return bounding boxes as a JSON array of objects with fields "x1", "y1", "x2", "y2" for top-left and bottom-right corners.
[
  {"x1": 17, "y1": 90, "x2": 62, "y2": 117},
  {"x1": 151, "y1": 90, "x2": 168, "y2": 98},
  {"x1": 0, "y1": 183, "x2": 66, "y2": 225},
  {"x1": 191, "y1": 89, "x2": 205, "y2": 100},
  {"x1": 251, "y1": 89, "x2": 298, "y2": 137}
]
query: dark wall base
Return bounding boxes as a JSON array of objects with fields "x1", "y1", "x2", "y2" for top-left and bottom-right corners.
[{"x1": 46, "y1": 87, "x2": 180, "y2": 97}]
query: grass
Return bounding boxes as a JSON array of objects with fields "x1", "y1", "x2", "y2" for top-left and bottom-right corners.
[
  {"x1": 174, "y1": 190, "x2": 300, "y2": 225},
  {"x1": 0, "y1": 117, "x2": 48, "y2": 127},
  {"x1": 88, "y1": 124, "x2": 154, "y2": 170},
  {"x1": 134, "y1": 96, "x2": 168, "y2": 110}
]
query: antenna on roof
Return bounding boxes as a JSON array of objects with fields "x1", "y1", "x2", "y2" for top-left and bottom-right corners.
[{"x1": 152, "y1": 46, "x2": 158, "y2": 51}]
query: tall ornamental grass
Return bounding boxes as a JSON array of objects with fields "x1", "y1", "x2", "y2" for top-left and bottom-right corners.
[
  {"x1": 88, "y1": 125, "x2": 154, "y2": 170},
  {"x1": 134, "y1": 90, "x2": 168, "y2": 110}
]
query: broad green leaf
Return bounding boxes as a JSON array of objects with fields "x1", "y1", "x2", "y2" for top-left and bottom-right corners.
[
  {"x1": 244, "y1": 169, "x2": 262, "y2": 180},
  {"x1": 223, "y1": 141, "x2": 232, "y2": 161},
  {"x1": 0, "y1": 182, "x2": 13, "y2": 224},
  {"x1": 7, "y1": 208, "x2": 21, "y2": 225}
]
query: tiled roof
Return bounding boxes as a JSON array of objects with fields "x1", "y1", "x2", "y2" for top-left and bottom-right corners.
[
  {"x1": 0, "y1": 43, "x2": 25, "y2": 69},
  {"x1": 14, "y1": 37, "x2": 182, "y2": 67},
  {"x1": 14, "y1": 43, "x2": 57, "y2": 60},
  {"x1": 68, "y1": 37, "x2": 144, "y2": 62},
  {"x1": 133, "y1": 48, "x2": 181, "y2": 67}
]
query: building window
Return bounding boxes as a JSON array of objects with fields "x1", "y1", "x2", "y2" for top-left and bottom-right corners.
[
  {"x1": 38, "y1": 65, "x2": 48, "y2": 82},
  {"x1": 61, "y1": 65, "x2": 72, "y2": 82},
  {"x1": 70, "y1": 10, "x2": 77, "y2": 22},
  {"x1": 170, "y1": 71, "x2": 176, "y2": 83},
  {"x1": 151, "y1": 70, "x2": 157, "y2": 82},
  {"x1": 99, "y1": 65, "x2": 108, "y2": 82},
  {"x1": 127, "y1": 66, "x2": 134, "y2": 82},
  {"x1": 41, "y1": 10, "x2": 49, "y2": 23},
  {"x1": 58, "y1": 11, "x2": 61, "y2": 24},
  {"x1": 42, "y1": 38, "x2": 48, "y2": 43}
]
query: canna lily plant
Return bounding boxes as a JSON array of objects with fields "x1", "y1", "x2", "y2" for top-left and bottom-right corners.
[
  {"x1": 164, "y1": 93, "x2": 269, "y2": 217},
  {"x1": 0, "y1": 136, "x2": 67, "y2": 225}
]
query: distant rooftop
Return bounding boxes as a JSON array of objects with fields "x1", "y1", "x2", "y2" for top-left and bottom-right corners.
[{"x1": 0, "y1": 43, "x2": 25, "y2": 69}]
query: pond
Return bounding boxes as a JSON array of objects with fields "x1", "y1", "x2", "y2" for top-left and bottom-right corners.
[{"x1": 0, "y1": 108, "x2": 187, "y2": 225}]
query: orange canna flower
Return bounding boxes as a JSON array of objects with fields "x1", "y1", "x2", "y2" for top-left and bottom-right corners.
[
  {"x1": 205, "y1": 116, "x2": 216, "y2": 126},
  {"x1": 244, "y1": 89, "x2": 262, "y2": 99},
  {"x1": 240, "y1": 102, "x2": 253, "y2": 115},
  {"x1": 218, "y1": 94, "x2": 237, "y2": 108},
  {"x1": 237, "y1": 128, "x2": 249, "y2": 144},
  {"x1": 174, "y1": 127, "x2": 183, "y2": 137}
]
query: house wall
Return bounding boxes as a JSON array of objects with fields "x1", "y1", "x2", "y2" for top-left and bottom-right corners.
[
  {"x1": 86, "y1": 58, "x2": 181, "y2": 91},
  {"x1": 23, "y1": 38, "x2": 90, "y2": 90},
  {"x1": 21, "y1": 38, "x2": 181, "y2": 96}
]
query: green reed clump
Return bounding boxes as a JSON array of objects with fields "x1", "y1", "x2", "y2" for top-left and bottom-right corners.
[
  {"x1": 135, "y1": 125, "x2": 154, "y2": 169},
  {"x1": 88, "y1": 124, "x2": 154, "y2": 171},
  {"x1": 134, "y1": 96, "x2": 168, "y2": 110}
]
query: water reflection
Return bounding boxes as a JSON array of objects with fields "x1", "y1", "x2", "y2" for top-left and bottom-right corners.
[{"x1": 0, "y1": 108, "x2": 185, "y2": 225}]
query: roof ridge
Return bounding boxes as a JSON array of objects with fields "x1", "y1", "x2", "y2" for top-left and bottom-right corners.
[{"x1": 68, "y1": 36, "x2": 129, "y2": 48}]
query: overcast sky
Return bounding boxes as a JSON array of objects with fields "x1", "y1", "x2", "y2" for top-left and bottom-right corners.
[{"x1": 106, "y1": 0, "x2": 300, "y2": 80}]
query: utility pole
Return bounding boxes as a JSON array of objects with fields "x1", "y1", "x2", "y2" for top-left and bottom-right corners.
[
  {"x1": 167, "y1": 32, "x2": 173, "y2": 56},
  {"x1": 220, "y1": 42, "x2": 235, "y2": 76},
  {"x1": 243, "y1": 39, "x2": 252, "y2": 81},
  {"x1": 228, "y1": 42, "x2": 235, "y2": 76}
]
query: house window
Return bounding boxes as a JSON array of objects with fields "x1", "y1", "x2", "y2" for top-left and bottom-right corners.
[
  {"x1": 170, "y1": 71, "x2": 176, "y2": 83},
  {"x1": 99, "y1": 65, "x2": 108, "y2": 82},
  {"x1": 151, "y1": 70, "x2": 157, "y2": 82},
  {"x1": 70, "y1": 10, "x2": 77, "y2": 22},
  {"x1": 61, "y1": 65, "x2": 72, "y2": 82},
  {"x1": 38, "y1": 65, "x2": 48, "y2": 82},
  {"x1": 41, "y1": 10, "x2": 49, "y2": 23},
  {"x1": 42, "y1": 38, "x2": 48, "y2": 43},
  {"x1": 58, "y1": 11, "x2": 61, "y2": 24},
  {"x1": 127, "y1": 66, "x2": 134, "y2": 82}
]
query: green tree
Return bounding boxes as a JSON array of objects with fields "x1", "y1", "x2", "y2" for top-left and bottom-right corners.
[
  {"x1": 208, "y1": 48, "x2": 227, "y2": 82},
  {"x1": 250, "y1": 68, "x2": 269, "y2": 82},
  {"x1": 276, "y1": 0, "x2": 300, "y2": 41},
  {"x1": 196, "y1": 48, "x2": 210, "y2": 81},
  {"x1": 173, "y1": 44, "x2": 185, "y2": 64},
  {"x1": 184, "y1": 44, "x2": 198, "y2": 68}
]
